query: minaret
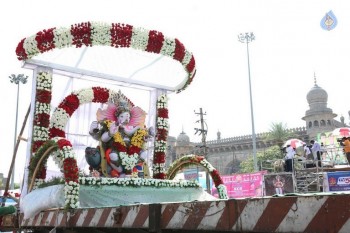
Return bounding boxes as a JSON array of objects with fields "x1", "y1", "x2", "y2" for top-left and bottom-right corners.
[{"x1": 302, "y1": 73, "x2": 337, "y2": 139}]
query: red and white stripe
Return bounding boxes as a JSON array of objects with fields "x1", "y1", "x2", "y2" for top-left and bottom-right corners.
[{"x1": 20, "y1": 194, "x2": 350, "y2": 232}]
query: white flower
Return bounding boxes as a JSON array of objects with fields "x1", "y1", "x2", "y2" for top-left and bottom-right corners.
[
  {"x1": 160, "y1": 37, "x2": 175, "y2": 57},
  {"x1": 50, "y1": 108, "x2": 70, "y2": 130},
  {"x1": 131, "y1": 27, "x2": 149, "y2": 51},
  {"x1": 23, "y1": 35, "x2": 40, "y2": 59},
  {"x1": 35, "y1": 102, "x2": 50, "y2": 114},
  {"x1": 33, "y1": 126, "x2": 49, "y2": 141},
  {"x1": 217, "y1": 184, "x2": 228, "y2": 199},
  {"x1": 54, "y1": 27, "x2": 73, "y2": 49},
  {"x1": 182, "y1": 50, "x2": 193, "y2": 67},
  {"x1": 74, "y1": 88, "x2": 94, "y2": 104},
  {"x1": 91, "y1": 22, "x2": 111, "y2": 46}
]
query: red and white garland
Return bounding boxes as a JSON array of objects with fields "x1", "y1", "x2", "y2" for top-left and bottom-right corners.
[
  {"x1": 51, "y1": 137, "x2": 79, "y2": 208},
  {"x1": 15, "y1": 21, "x2": 196, "y2": 93},
  {"x1": 49, "y1": 87, "x2": 111, "y2": 138},
  {"x1": 32, "y1": 71, "x2": 52, "y2": 153},
  {"x1": 167, "y1": 154, "x2": 228, "y2": 199},
  {"x1": 153, "y1": 94, "x2": 168, "y2": 179},
  {"x1": 31, "y1": 71, "x2": 52, "y2": 187}
]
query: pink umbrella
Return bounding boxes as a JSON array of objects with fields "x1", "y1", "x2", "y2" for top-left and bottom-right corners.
[
  {"x1": 331, "y1": 127, "x2": 350, "y2": 138},
  {"x1": 282, "y1": 138, "x2": 305, "y2": 149}
]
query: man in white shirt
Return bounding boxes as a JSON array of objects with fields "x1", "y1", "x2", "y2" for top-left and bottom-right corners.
[
  {"x1": 310, "y1": 140, "x2": 321, "y2": 167},
  {"x1": 303, "y1": 144, "x2": 314, "y2": 168},
  {"x1": 284, "y1": 145, "x2": 295, "y2": 172}
]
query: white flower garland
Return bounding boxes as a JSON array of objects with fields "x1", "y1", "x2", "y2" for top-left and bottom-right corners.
[
  {"x1": 200, "y1": 159, "x2": 215, "y2": 172},
  {"x1": 217, "y1": 184, "x2": 229, "y2": 199},
  {"x1": 79, "y1": 176, "x2": 199, "y2": 188},
  {"x1": 35, "y1": 102, "x2": 50, "y2": 114},
  {"x1": 131, "y1": 27, "x2": 150, "y2": 51},
  {"x1": 73, "y1": 88, "x2": 94, "y2": 104},
  {"x1": 33, "y1": 126, "x2": 49, "y2": 141},
  {"x1": 91, "y1": 22, "x2": 111, "y2": 46},
  {"x1": 119, "y1": 152, "x2": 139, "y2": 171},
  {"x1": 23, "y1": 35, "x2": 40, "y2": 57},
  {"x1": 50, "y1": 108, "x2": 70, "y2": 130},
  {"x1": 36, "y1": 72, "x2": 52, "y2": 90},
  {"x1": 53, "y1": 27, "x2": 73, "y2": 49}
]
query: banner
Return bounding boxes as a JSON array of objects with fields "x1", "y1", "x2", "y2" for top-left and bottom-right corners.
[
  {"x1": 263, "y1": 173, "x2": 295, "y2": 196},
  {"x1": 323, "y1": 171, "x2": 350, "y2": 192},
  {"x1": 212, "y1": 171, "x2": 267, "y2": 198},
  {"x1": 317, "y1": 132, "x2": 347, "y2": 165},
  {"x1": 183, "y1": 169, "x2": 212, "y2": 191}
]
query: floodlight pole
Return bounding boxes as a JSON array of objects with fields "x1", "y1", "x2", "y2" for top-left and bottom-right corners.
[
  {"x1": 9, "y1": 74, "x2": 28, "y2": 190},
  {"x1": 238, "y1": 32, "x2": 258, "y2": 171}
]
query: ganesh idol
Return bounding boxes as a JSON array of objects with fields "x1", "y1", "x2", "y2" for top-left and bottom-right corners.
[{"x1": 86, "y1": 93, "x2": 153, "y2": 178}]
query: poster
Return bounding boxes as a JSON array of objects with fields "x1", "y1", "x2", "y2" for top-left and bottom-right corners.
[
  {"x1": 183, "y1": 168, "x2": 212, "y2": 191},
  {"x1": 323, "y1": 171, "x2": 350, "y2": 192},
  {"x1": 212, "y1": 171, "x2": 267, "y2": 198},
  {"x1": 263, "y1": 173, "x2": 295, "y2": 196}
]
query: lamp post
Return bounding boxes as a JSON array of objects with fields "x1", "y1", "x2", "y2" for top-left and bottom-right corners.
[
  {"x1": 238, "y1": 32, "x2": 258, "y2": 171},
  {"x1": 9, "y1": 74, "x2": 28, "y2": 190}
]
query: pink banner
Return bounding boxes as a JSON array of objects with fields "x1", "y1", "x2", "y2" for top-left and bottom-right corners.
[{"x1": 212, "y1": 171, "x2": 267, "y2": 198}]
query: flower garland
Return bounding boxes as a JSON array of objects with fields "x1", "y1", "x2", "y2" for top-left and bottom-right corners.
[
  {"x1": 167, "y1": 154, "x2": 228, "y2": 199},
  {"x1": 28, "y1": 138, "x2": 79, "y2": 209},
  {"x1": 153, "y1": 94, "x2": 169, "y2": 179},
  {"x1": 79, "y1": 176, "x2": 199, "y2": 188},
  {"x1": 49, "y1": 87, "x2": 112, "y2": 138},
  {"x1": 29, "y1": 71, "x2": 53, "y2": 187},
  {"x1": 32, "y1": 71, "x2": 52, "y2": 154},
  {"x1": 52, "y1": 137, "x2": 80, "y2": 209},
  {"x1": 15, "y1": 21, "x2": 196, "y2": 93},
  {"x1": 104, "y1": 120, "x2": 148, "y2": 171}
]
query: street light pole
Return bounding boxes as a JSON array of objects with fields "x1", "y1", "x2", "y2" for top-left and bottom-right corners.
[
  {"x1": 9, "y1": 74, "x2": 28, "y2": 190},
  {"x1": 238, "y1": 32, "x2": 258, "y2": 171}
]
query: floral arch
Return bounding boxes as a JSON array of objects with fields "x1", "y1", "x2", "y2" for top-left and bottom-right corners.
[
  {"x1": 16, "y1": 21, "x2": 196, "y2": 93},
  {"x1": 167, "y1": 154, "x2": 228, "y2": 199}
]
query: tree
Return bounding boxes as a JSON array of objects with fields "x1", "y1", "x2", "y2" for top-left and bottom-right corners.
[
  {"x1": 240, "y1": 145, "x2": 283, "y2": 173},
  {"x1": 264, "y1": 122, "x2": 297, "y2": 148}
]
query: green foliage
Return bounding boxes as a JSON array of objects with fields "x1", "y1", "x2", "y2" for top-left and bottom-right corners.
[
  {"x1": 37, "y1": 176, "x2": 64, "y2": 188},
  {"x1": 28, "y1": 140, "x2": 58, "y2": 183},
  {"x1": 240, "y1": 145, "x2": 283, "y2": 173},
  {"x1": 264, "y1": 122, "x2": 297, "y2": 147}
]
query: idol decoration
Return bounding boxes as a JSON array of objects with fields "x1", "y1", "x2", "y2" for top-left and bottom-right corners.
[{"x1": 86, "y1": 91, "x2": 153, "y2": 178}]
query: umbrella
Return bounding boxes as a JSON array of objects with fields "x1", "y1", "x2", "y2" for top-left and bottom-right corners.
[
  {"x1": 331, "y1": 127, "x2": 350, "y2": 138},
  {"x1": 282, "y1": 138, "x2": 305, "y2": 149}
]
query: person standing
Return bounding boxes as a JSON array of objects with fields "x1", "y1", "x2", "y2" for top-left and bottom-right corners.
[
  {"x1": 310, "y1": 140, "x2": 321, "y2": 167},
  {"x1": 342, "y1": 137, "x2": 350, "y2": 165},
  {"x1": 284, "y1": 145, "x2": 295, "y2": 172},
  {"x1": 303, "y1": 143, "x2": 313, "y2": 168}
]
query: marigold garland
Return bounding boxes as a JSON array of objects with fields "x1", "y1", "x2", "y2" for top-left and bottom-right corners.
[{"x1": 104, "y1": 121, "x2": 148, "y2": 171}]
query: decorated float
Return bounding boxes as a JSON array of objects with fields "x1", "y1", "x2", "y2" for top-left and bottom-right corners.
[
  {"x1": 1, "y1": 22, "x2": 350, "y2": 233},
  {"x1": 1, "y1": 20, "x2": 228, "y2": 224}
]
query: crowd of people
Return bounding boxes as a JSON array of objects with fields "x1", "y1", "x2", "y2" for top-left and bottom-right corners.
[{"x1": 282, "y1": 137, "x2": 350, "y2": 172}]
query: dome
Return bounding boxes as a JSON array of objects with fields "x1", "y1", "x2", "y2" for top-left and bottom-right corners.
[
  {"x1": 177, "y1": 131, "x2": 190, "y2": 146},
  {"x1": 306, "y1": 83, "x2": 328, "y2": 104}
]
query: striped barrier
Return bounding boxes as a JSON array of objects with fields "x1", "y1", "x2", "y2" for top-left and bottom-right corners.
[{"x1": 19, "y1": 193, "x2": 350, "y2": 233}]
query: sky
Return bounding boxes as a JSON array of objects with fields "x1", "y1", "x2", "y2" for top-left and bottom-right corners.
[{"x1": 1, "y1": 0, "x2": 350, "y2": 182}]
